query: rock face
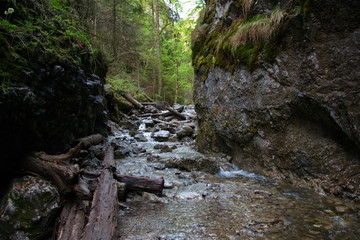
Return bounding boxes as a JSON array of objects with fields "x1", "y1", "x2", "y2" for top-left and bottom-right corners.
[
  {"x1": 0, "y1": 0, "x2": 108, "y2": 186},
  {"x1": 0, "y1": 176, "x2": 60, "y2": 240},
  {"x1": 193, "y1": 0, "x2": 360, "y2": 200},
  {"x1": 0, "y1": 63, "x2": 107, "y2": 185}
]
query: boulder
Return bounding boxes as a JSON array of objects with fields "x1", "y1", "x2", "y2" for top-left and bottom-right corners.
[
  {"x1": 151, "y1": 130, "x2": 171, "y2": 142},
  {"x1": 0, "y1": 176, "x2": 60, "y2": 240},
  {"x1": 176, "y1": 126, "x2": 194, "y2": 139}
]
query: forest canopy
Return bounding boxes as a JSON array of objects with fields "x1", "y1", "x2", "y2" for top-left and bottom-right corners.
[
  {"x1": 72, "y1": 0, "x2": 204, "y2": 104},
  {"x1": 0, "y1": 0, "x2": 204, "y2": 104}
]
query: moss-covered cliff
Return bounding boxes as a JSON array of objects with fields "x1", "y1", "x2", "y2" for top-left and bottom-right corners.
[
  {"x1": 0, "y1": 0, "x2": 108, "y2": 186},
  {"x1": 193, "y1": 0, "x2": 360, "y2": 200}
]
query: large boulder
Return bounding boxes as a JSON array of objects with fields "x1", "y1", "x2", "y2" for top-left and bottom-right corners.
[
  {"x1": 193, "y1": 0, "x2": 360, "y2": 200},
  {"x1": 0, "y1": 176, "x2": 60, "y2": 240}
]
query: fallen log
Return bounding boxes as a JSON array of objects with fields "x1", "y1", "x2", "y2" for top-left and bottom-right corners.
[
  {"x1": 82, "y1": 145, "x2": 118, "y2": 240},
  {"x1": 120, "y1": 91, "x2": 144, "y2": 110},
  {"x1": 83, "y1": 170, "x2": 165, "y2": 195},
  {"x1": 165, "y1": 106, "x2": 187, "y2": 120},
  {"x1": 23, "y1": 156, "x2": 79, "y2": 194},
  {"x1": 114, "y1": 174, "x2": 164, "y2": 196},
  {"x1": 56, "y1": 202, "x2": 86, "y2": 240}
]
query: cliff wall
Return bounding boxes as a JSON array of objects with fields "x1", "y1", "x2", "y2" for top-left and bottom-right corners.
[
  {"x1": 192, "y1": 0, "x2": 360, "y2": 200},
  {"x1": 0, "y1": 0, "x2": 108, "y2": 186}
]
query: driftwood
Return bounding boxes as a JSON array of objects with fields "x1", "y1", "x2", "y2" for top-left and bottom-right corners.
[
  {"x1": 82, "y1": 145, "x2": 118, "y2": 240},
  {"x1": 120, "y1": 91, "x2": 144, "y2": 110},
  {"x1": 82, "y1": 170, "x2": 165, "y2": 196},
  {"x1": 23, "y1": 155, "x2": 79, "y2": 194},
  {"x1": 165, "y1": 106, "x2": 187, "y2": 120},
  {"x1": 23, "y1": 133, "x2": 166, "y2": 240},
  {"x1": 114, "y1": 174, "x2": 164, "y2": 196},
  {"x1": 56, "y1": 202, "x2": 86, "y2": 240}
]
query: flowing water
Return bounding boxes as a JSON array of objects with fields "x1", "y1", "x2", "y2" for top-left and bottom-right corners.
[{"x1": 111, "y1": 107, "x2": 360, "y2": 240}]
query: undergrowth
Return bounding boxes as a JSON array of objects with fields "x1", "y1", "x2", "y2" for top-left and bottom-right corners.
[{"x1": 0, "y1": 0, "x2": 106, "y2": 87}]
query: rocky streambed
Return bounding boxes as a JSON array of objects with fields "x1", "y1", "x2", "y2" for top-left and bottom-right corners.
[
  {"x1": 108, "y1": 105, "x2": 360, "y2": 240},
  {"x1": 1, "y1": 104, "x2": 360, "y2": 240}
]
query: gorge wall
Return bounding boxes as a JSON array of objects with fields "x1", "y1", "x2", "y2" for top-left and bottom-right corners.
[
  {"x1": 0, "y1": 0, "x2": 108, "y2": 186},
  {"x1": 192, "y1": 0, "x2": 360, "y2": 200}
]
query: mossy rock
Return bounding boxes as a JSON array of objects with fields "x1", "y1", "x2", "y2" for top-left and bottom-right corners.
[{"x1": 0, "y1": 176, "x2": 60, "y2": 240}]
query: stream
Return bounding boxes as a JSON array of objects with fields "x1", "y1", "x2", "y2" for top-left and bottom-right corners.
[{"x1": 108, "y1": 105, "x2": 360, "y2": 240}]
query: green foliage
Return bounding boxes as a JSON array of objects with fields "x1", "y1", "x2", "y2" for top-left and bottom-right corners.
[
  {"x1": 88, "y1": 0, "x2": 195, "y2": 104},
  {"x1": 0, "y1": 0, "x2": 104, "y2": 87}
]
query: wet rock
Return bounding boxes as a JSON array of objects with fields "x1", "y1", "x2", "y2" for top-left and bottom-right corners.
[
  {"x1": 131, "y1": 146, "x2": 146, "y2": 154},
  {"x1": 88, "y1": 144, "x2": 104, "y2": 159},
  {"x1": 152, "y1": 163, "x2": 166, "y2": 170},
  {"x1": 335, "y1": 205, "x2": 352, "y2": 214},
  {"x1": 175, "y1": 192, "x2": 203, "y2": 200},
  {"x1": 115, "y1": 149, "x2": 131, "y2": 159},
  {"x1": 158, "y1": 124, "x2": 176, "y2": 134},
  {"x1": 0, "y1": 176, "x2": 60, "y2": 240},
  {"x1": 134, "y1": 133, "x2": 148, "y2": 142},
  {"x1": 142, "y1": 192, "x2": 169, "y2": 203},
  {"x1": 154, "y1": 144, "x2": 173, "y2": 153},
  {"x1": 143, "y1": 119, "x2": 155, "y2": 128},
  {"x1": 176, "y1": 126, "x2": 194, "y2": 139},
  {"x1": 151, "y1": 130, "x2": 171, "y2": 142},
  {"x1": 164, "y1": 156, "x2": 220, "y2": 174},
  {"x1": 118, "y1": 120, "x2": 140, "y2": 131},
  {"x1": 110, "y1": 141, "x2": 129, "y2": 151}
]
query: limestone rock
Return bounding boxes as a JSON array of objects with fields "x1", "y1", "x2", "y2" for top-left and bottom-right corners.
[{"x1": 193, "y1": 0, "x2": 360, "y2": 200}]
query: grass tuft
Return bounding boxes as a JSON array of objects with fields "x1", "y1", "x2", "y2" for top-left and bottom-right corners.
[{"x1": 231, "y1": 8, "x2": 286, "y2": 47}]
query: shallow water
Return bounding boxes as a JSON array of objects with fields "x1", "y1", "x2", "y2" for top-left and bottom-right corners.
[{"x1": 114, "y1": 116, "x2": 360, "y2": 240}]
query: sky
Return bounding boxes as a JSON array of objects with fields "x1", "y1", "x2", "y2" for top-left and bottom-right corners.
[{"x1": 178, "y1": 0, "x2": 197, "y2": 19}]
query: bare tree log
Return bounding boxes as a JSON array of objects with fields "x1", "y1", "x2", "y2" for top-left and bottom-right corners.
[
  {"x1": 23, "y1": 157, "x2": 79, "y2": 194},
  {"x1": 114, "y1": 174, "x2": 164, "y2": 195},
  {"x1": 56, "y1": 202, "x2": 86, "y2": 240},
  {"x1": 82, "y1": 170, "x2": 165, "y2": 195},
  {"x1": 34, "y1": 142, "x2": 83, "y2": 163},
  {"x1": 33, "y1": 134, "x2": 104, "y2": 163},
  {"x1": 82, "y1": 145, "x2": 118, "y2": 240},
  {"x1": 120, "y1": 91, "x2": 144, "y2": 110},
  {"x1": 165, "y1": 106, "x2": 187, "y2": 120}
]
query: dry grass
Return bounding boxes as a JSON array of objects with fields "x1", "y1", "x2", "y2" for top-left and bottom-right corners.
[
  {"x1": 242, "y1": 0, "x2": 255, "y2": 18},
  {"x1": 231, "y1": 9, "x2": 286, "y2": 47}
]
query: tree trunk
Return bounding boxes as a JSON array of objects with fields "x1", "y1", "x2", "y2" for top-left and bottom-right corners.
[
  {"x1": 82, "y1": 145, "x2": 118, "y2": 240},
  {"x1": 155, "y1": 0, "x2": 162, "y2": 100},
  {"x1": 112, "y1": 0, "x2": 117, "y2": 58}
]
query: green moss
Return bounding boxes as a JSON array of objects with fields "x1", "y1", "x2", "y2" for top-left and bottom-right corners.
[
  {"x1": 0, "y1": 0, "x2": 106, "y2": 88},
  {"x1": 192, "y1": 2, "x2": 302, "y2": 78}
]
